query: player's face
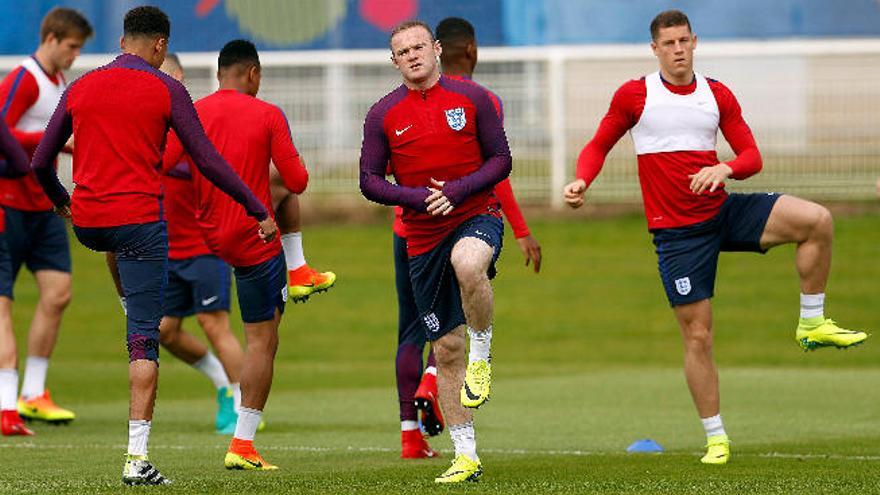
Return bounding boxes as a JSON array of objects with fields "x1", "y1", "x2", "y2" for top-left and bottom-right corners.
[
  {"x1": 651, "y1": 24, "x2": 697, "y2": 82},
  {"x1": 48, "y1": 35, "x2": 85, "y2": 71},
  {"x1": 390, "y1": 26, "x2": 441, "y2": 88}
]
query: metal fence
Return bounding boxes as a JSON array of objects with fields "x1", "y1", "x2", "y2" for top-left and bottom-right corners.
[{"x1": 2, "y1": 38, "x2": 879, "y2": 208}]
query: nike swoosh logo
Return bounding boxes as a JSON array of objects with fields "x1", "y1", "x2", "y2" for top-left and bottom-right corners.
[
  {"x1": 395, "y1": 125, "x2": 412, "y2": 136},
  {"x1": 201, "y1": 296, "x2": 219, "y2": 306},
  {"x1": 463, "y1": 382, "x2": 481, "y2": 402}
]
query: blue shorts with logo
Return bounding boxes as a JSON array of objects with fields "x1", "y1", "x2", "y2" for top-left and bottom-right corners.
[
  {"x1": 0, "y1": 231, "x2": 13, "y2": 298},
  {"x1": 234, "y1": 252, "x2": 287, "y2": 324},
  {"x1": 3, "y1": 207, "x2": 71, "y2": 292},
  {"x1": 408, "y1": 214, "x2": 503, "y2": 342},
  {"x1": 652, "y1": 192, "x2": 782, "y2": 307},
  {"x1": 73, "y1": 221, "x2": 168, "y2": 362},
  {"x1": 165, "y1": 254, "x2": 231, "y2": 317}
]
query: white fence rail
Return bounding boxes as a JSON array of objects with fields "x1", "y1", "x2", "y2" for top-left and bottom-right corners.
[{"x1": 2, "y1": 38, "x2": 879, "y2": 208}]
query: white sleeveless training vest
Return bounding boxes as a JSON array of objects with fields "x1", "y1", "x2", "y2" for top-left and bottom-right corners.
[
  {"x1": 15, "y1": 57, "x2": 66, "y2": 132},
  {"x1": 630, "y1": 71, "x2": 719, "y2": 155}
]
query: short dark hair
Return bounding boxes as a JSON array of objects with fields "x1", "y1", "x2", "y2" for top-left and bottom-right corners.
[
  {"x1": 389, "y1": 20, "x2": 434, "y2": 48},
  {"x1": 218, "y1": 39, "x2": 260, "y2": 71},
  {"x1": 435, "y1": 17, "x2": 475, "y2": 46},
  {"x1": 123, "y1": 6, "x2": 170, "y2": 40},
  {"x1": 650, "y1": 9, "x2": 691, "y2": 40},
  {"x1": 40, "y1": 7, "x2": 93, "y2": 42}
]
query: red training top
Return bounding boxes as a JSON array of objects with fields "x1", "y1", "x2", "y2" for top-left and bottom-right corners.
[
  {"x1": 360, "y1": 75, "x2": 512, "y2": 256},
  {"x1": 164, "y1": 89, "x2": 308, "y2": 267},
  {"x1": 32, "y1": 53, "x2": 268, "y2": 229},
  {"x1": 392, "y1": 74, "x2": 530, "y2": 240},
  {"x1": 162, "y1": 157, "x2": 212, "y2": 260},
  {"x1": 575, "y1": 75, "x2": 761, "y2": 230}
]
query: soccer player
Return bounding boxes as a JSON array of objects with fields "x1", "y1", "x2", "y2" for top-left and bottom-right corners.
[
  {"x1": 269, "y1": 176, "x2": 336, "y2": 302},
  {"x1": 0, "y1": 119, "x2": 38, "y2": 435},
  {"x1": 360, "y1": 20, "x2": 511, "y2": 483},
  {"x1": 392, "y1": 16, "x2": 544, "y2": 460},
  {"x1": 0, "y1": 7, "x2": 92, "y2": 426},
  {"x1": 163, "y1": 39, "x2": 308, "y2": 471},
  {"x1": 31, "y1": 7, "x2": 274, "y2": 485},
  {"x1": 563, "y1": 9, "x2": 869, "y2": 465},
  {"x1": 156, "y1": 53, "x2": 244, "y2": 434}
]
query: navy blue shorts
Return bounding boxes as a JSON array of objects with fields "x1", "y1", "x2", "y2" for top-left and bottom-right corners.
[
  {"x1": 408, "y1": 214, "x2": 503, "y2": 342},
  {"x1": 393, "y1": 233, "x2": 423, "y2": 347},
  {"x1": 165, "y1": 255, "x2": 231, "y2": 317},
  {"x1": 0, "y1": 231, "x2": 13, "y2": 299},
  {"x1": 652, "y1": 192, "x2": 782, "y2": 307},
  {"x1": 234, "y1": 252, "x2": 287, "y2": 324},
  {"x1": 3, "y1": 207, "x2": 71, "y2": 287},
  {"x1": 73, "y1": 221, "x2": 168, "y2": 361}
]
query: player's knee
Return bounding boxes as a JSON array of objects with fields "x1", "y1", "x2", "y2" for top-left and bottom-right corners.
[
  {"x1": 682, "y1": 325, "x2": 713, "y2": 353},
  {"x1": 41, "y1": 286, "x2": 71, "y2": 312},
  {"x1": 812, "y1": 204, "x2": 833, "y2": 239},
  {"x1": 433, "y1": 335, "x2": 464, "y2": 365},
  {"x1": 451, "y1": 253, "x2": 487, "y2": 289}
]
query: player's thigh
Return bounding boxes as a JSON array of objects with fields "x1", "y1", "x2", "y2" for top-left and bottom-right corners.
[
  {"x1": 759, "y1": 195, "x2": 831, "y2": 249},
  {"x1": 24, "y1": 212, "x2": 71, "y2": 276},
  {"x1": 159, "y1": 315, "x2": 183, "y2": 341},
  {"x1": 33, "y1": 269, "x2": 72, "y2": 306},
  {"x1": 450, "y1": 216, "x2": 503, "y2": 281}
]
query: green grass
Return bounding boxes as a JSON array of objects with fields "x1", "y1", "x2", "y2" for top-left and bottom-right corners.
[{"x1": 1, "y1": 213, "x2": 879, "y2": 494}]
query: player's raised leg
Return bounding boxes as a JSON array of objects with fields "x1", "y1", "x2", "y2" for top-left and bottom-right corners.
[
  {"x1": 759, "y1": 195, "x2": 868, "y2": 350},
  {"x1": 271, "y1": 168, "x2": 335, "y2": 303},
  {"x1": 452, "y1": 236, "x2": 496, "y2": 409}
]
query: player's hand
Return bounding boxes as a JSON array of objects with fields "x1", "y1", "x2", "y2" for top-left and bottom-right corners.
[
  {"x1": 516, "y1": 234, "x2": 542, "y2": 274},
  {"x1": 689, "y1": 163, "x2": 732, "y2": 195},
  {"x1": 257, "y1": 216, "x2": 278, "y2": 243},
  {"x1": 425, "y1": 178, "x2": 454, "y2": 216},
  {"x1": 54, "y1": 204, "x2": 71, "y2": 219},
  {"x1": 563, "y1": 179, "x2": 587, "y2": 209},
  {"x1": 63, "y1": 135, "x2": 74, "y2": 153}
]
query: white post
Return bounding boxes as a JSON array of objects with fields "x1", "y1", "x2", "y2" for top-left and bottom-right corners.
[{"x1": 547, "y1": 51, "x2": 566, "y2": 210}]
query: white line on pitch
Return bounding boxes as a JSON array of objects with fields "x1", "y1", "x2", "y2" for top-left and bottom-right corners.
[{"x1": 1, "y1": 443, "x2": 879, "y2": 461}]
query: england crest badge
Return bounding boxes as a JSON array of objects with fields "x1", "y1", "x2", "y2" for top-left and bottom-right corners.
[
  {"x1": 674, "y1": 277, "x2": 692, "y2": 296},
  {"x1": 445, "y1": 107, "x2": 466, "y2": 131}
]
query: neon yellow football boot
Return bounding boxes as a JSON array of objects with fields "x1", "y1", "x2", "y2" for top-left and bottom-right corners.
[
  {"x1": 460, "y1": 359, "x2": 491, "y2": 409},
  {"x1": 17, "y1": 390, "x2": 75, "y2": 424},
  {"x1": 700, "y1": 434, "x2": 730, "y2": 465},
  {"x1": 796, "y1": 317, "x2": 868, "y2": 351},
  {"x1": 224, "y1": 438, "x2": 278, "y2": 470},
  {"x1": 434, "y1": 454, "x2": 482, "y2": 483}
]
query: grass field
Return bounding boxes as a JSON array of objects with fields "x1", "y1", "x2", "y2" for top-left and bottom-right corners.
[{"x1": 0, "y1": 213, "x2": 878, "y2": 494}]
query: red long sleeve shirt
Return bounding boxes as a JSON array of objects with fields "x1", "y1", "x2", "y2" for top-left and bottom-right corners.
[
  {"x1": 32, "y1": 54, "x2": 268, "y2": 229},
  {"x1": 576, "y1": 75, "x2": 762, "y2": 230},
  {"x1": 392, "y1": 75, "x2": 530, "y2": 240},
  {"x1": 360, "y1": 75, "x2": 512, "y2": 256},
  {"x1": 164, "y1": 89, "x2": 308, "y2": 267},
  {"x1": 0, "y1": 58, "x2": 67, "y2": 211}
]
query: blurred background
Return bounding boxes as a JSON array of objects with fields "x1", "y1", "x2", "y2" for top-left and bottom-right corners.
[{"x1": 1, "y1": 0, "x2": 879, "y2": 209}]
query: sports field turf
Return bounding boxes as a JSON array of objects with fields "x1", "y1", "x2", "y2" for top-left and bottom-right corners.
[{"x1": 1, "y1": 212, "x2": 878, "y2": 494}]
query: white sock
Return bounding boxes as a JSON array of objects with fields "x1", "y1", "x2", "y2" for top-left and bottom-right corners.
[
  {"x1": 401, "y1": 420, "x2": 419, "y2": 431},
  {"x1": 119, "y1": 296, "x2": 127, "y2": 316},
  {"x1": 232, "y1": 382, "x2": 242, "y2": 411},
  {"x1": 424, "y1": 366, "x2": 437, "y2": 376},
  {"x1": 192, "y1": 352, "x2": 230, "y2": 390},
  {"x1": 467, "y1": 326, "x2": 493, "y2": 363},
  {"x1": 20, "y1": 356, "x2": 49, "y2": 400},
  {"x1": 0, "y1": 368, "x2": 18, "y2": 410},
  {"x1": 701, "y1": 414, "x2": 726, "y2": 438},
  {"x1": 233, "y1": 407, "x2": 263, "y2": 441},
  {"x1": 281, "y1": 232, "x2": 306, "y2": 271},
  {"x1": 449, "y1": 421, "x2": 478, "y2": 461},
  {"x1": 127, "y1": 420, "x2": 151, "y2": 457},
  {"x1": 800, "y1": 293, "x2": 825, "y2": 320}
]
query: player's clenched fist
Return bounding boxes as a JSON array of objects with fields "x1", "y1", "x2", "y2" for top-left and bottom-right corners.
[
  {"x1": 258, "y1": 216, "x2": 278, "y2": 242},
  {"x1": 563, "y1": 179, "x2": 587, "y2": 209}
]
